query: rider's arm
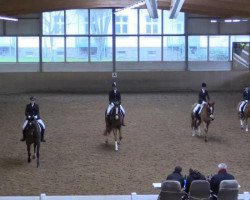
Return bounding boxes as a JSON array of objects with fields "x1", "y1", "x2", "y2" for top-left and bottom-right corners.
[
  {"x1": 206, "y1": 91, "x2": 210, "y2": 101},
  {"x1": 25, "y1": 105, "x2": 29, "y2": 118},
  {"x1": 109, "y1": 91, "x2": 112, "y2": 104},
  {"x1": 36, "y1": 104, "x2": 40, "y2": 118}
]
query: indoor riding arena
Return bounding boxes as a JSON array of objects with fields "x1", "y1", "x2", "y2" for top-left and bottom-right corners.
[{"x1": 0, "y1": 1, "x2": 250, "y2": 199}]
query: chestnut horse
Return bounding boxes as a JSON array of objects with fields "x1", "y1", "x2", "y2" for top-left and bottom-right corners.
[
  {"x1": 237, "y1": 101, "x2": 250, "y2": 132},
  {"x1": 104, "y1": 101, "x2": 123, "y2": 151},
  {"x1": 25, "y1": 116, "x2": 41, "y2": 167},
  {"x1": 191, "y1": 102, "x2": 215, "y2": 142}
]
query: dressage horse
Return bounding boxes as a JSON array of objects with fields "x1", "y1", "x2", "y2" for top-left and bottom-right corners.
[
  {"x1": 104, "y1": 101, "x2": 123, "y2": 151},
  {"x1": 237, "y1": 101, "x2": 250, "y2": 132},
  {"x1": 191, "y1": 102, "x2": 215, "y2": 142},
  {"x1": 25, "y1": 116, "x2": 41, "y2": 167}
]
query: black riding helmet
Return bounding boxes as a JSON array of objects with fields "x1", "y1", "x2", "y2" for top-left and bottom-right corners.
[
  {"x1": 202, "y1": 83, "x2": 207, "y2": 87},
  {"x1": 30, "y1": 96, "x2": 36, "y2": 101}
]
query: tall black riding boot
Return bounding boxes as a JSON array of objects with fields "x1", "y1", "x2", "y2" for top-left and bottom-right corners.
[
  {"x1": 20, "y1": 130, "x2": 26, "y2": 141},
  {"x1": 41, "y1": 129, "x2": 46, "y2": 142}
]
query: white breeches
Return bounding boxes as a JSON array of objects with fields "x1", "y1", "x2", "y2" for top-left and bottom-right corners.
[
  {"x1": 107, "y1": 103, "x2": 125, "y2": 115},
  {"x1": 193, "y1": 101, "x2": 207, "y2": 114},
  {"x1": 239, "y1": 100, "x2": 248, "y2": 112},
  {"x1": 22, "y1": 119, "x2": 45, "y2": 130}
]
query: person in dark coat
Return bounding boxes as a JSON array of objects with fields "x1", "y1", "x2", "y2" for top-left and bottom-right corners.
[
  {"x1": 21, "y1": 96, "x2": 46, "y2": 142},
  {"x1": 210, "y1": 163, "x2": 235, "y2": 197},
  {"x1": 238, "y1": 87, "x2": 250, "y2": 118},
  {"x1": 166, "y1": 166, "x2": 185, "y2": 188},
  {"x1": 106, "y1": 82, "x2": 125, "y2": 126},
  {"x1": 185, "y1": 168, "x2": 206, "y2": 193},
  {"x1": 193, "y1": 82, "x2": 210, "y2": 118}
]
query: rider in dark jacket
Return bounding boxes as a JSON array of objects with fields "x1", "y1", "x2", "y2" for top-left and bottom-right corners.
[
  {"x1": 193, "y1": 83, "x2": 210, "y2": 118},
  {"x1": 106, "y1": 82, "x2": 125, "y2": 126},
  {"x1": 239, "y1": 87, "x2": 250, "y2": 118},
  {"x1": 185, "y1": 168, "x2": 206, "y2": 193},
  {"x1": 166, "y1": 166, "x2": 185, "y2": 188},
  {"x1": 21, "y1": 96, "x2": 46, "y2": 142}
]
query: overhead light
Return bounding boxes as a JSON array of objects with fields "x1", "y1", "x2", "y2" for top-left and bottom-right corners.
[
  {"x1": 210, "y1": 20, "x2": 218, "y2": 23},
  {"x1": 145, "y1": 0, "x2": 158, "y2": 19},
  {"x1": 115, "y1": 0, "x2": 146, "y2": 14},
  {"x1": 0, "y1": 16, "x2": 18, "y2": 21},
  {"x1": 169, "y1": 0, "x2": 185, "y2": 19}
]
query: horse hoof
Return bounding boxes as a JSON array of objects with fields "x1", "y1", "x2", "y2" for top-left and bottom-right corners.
[
  {"x1": 105, "y1": 140, "x2": 108, "y2": 144},
  {"x1": 28, "y1": 158, "x2": 31, "y2": 163},
  {"x1": 205, "y1": 138, "x2": 208, "y2": 142}
]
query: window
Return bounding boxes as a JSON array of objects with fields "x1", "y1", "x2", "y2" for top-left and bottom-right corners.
[
  {"x1": 188, "y1": 36, "x2": 208, "y2": 61},
  {"x1": 18, "y1": 37, "x2": 39, "y2": 62},
  {"x1": 66, "y1": 37, "x2": 88, "y2": 62},
  {"x1": 116, "y1": 36, "x2": 138, "y2": 61},
  {"x1": 66, "y1": 9, "x2": 88, "y2": 35},
  {"x1": 0, "y1": 37, "x2": 16, "y2": 62},
  {"x1": 116, "y1": 16, "x2": 128, "y2": 34},
  {"x1": 115, "y1": 9, "x2": 138, "y2": 34},
  {"x1": 230, "y1": 35, "x2": 250, "y2": 60},
  {"x1": 163, "y1": 36, "x2": 185, "y2": 61},
  {"x1": 140, "y1": 9, "x2": 161, "y2": 34},
  {"x1": 90, "y1": 9, "x2": 112, "y2": 35},
  {"x1": 209, "y1": 36, "x2": 229, "y2": 61},
  {"x1": 90, "y1": 37, "x2": 112, "y2": 61},
  {"x1": 42, "y1": 37, "x2": 65, "y2": 62},
  {"x1": 43, "y1": 11, "x2": 65, "y2": 35},
  {"x1": 163, "y1": 11, "x2": 184, "y2": 34},
  {"x1": 140, "y1": 36, "x2": 161, "y2": 61}
]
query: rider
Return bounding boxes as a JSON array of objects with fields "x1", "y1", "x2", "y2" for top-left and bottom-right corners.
[
  {"x1": 239, "y1": 86, "x2": 250, "y2": 118},
  {"x1": 193, "y1": 82, "x2": 210, "y2": 119},
  {"x1": 20, "y1": 96, "x2": 46, "y2": 142},
  {"x1": 106, "y1": 82, "x2": 125, "y2": 126}
]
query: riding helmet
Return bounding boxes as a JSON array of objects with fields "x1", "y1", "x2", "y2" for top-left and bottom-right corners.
[
  {"x1": 30, "y1": 96, "x2": 36, "y2": 101},
  {"x1": 202, "y1": 82, "x2": 207, "y2": 87}
]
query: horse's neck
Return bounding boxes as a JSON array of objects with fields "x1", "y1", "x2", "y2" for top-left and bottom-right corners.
[
  {"x1": 201, "y1": 107, "x2": 210, "y2": 121},
  {"x1": 245, "y1": 103, "x2": 250, "y2": 117}
]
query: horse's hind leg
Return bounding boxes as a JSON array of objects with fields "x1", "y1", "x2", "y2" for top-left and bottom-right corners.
[
  {"x1": 118, "y1": 128, "x2": 122, "y2": 145},
  {"x1": 246, "y1": 118, "x2": 248, "y2": 132},
  {"x1": 27, "y1": 144, "x2": 31, "y2": 163},
  {"x1": 36, "y1": 144, "x2": 40, "y2": 168}
]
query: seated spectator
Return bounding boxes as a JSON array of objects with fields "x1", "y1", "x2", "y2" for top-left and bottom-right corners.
[
  {"x1": 185, "y1": 168, "x2": 206, "y2": 193},
  {"x1": 210, "y1": 163, "x2": 235, "y2": 197},
  {"x1": 166, "y1": 166, "x2": 185, "y2": 188}
]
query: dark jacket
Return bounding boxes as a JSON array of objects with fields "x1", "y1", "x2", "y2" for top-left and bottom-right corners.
[
  {"x1": 198, "y1": 89, "x2": 210, "y2": 103},
  {"x1": 166, "y1": 171, "x2": 185, "y2": 188},
  {"x1": 185, "y1": 170, "x2": 206, "y2": 193},
  {"x1": 25, "y1": 103, "x2": 40, "y2": 119},
  {"x1": 210, "y1": 169, "x2": 235, "y2": 195},
  {"x1": 109, "y1": 90, "x2": 121, "y2": 104},
  {"x1": 243, "y1": 90, "x2": 250, "y2": 101}
]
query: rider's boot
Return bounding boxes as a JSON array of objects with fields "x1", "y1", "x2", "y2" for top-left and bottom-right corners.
[
  {"x1": 41, "y1": 129, "x2": 46, "y2": 142},
  {"x1": 20, "y1": 130, "x2": 26, "y2": 141}
]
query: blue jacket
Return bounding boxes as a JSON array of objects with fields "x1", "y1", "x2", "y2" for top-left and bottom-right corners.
[
  {"x1": 198, "y1": 89, "x2": 210, "y2": 103},
  {"x1": 109, "y1": 90, "x2": 121, "y2": 104}
]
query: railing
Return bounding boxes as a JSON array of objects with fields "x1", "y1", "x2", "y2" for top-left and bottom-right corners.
[{"x1": 0, "y1": 192, "x2": 250, "y2": 200}]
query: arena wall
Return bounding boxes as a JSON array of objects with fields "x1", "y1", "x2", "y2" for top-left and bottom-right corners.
[{"x1": 0, "y1": 69, "x2": 249, "y2": 94}]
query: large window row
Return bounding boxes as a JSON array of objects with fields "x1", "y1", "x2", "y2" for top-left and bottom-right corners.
[{"x1": 0, "y1": 35, "x2": 249, "y2": 63}]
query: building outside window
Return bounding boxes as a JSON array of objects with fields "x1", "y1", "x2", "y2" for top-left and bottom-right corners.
[{"x1": 116, "y1": 16, "x2": 128, "y2": 34}]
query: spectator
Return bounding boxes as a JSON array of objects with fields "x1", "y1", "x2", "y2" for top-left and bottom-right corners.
[
  {"x1": 210, "y1": 163, "x2": 235, "y2": 197},
  {"x1": 185, "y1": 168, "x2": 206, "y2": 193},
  {"x1": 166, "y1": 166, "x2": 185, "y2": 188}
]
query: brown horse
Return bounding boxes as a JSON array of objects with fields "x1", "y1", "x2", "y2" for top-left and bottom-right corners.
[
  {"x1": 191, "y1": 101, "x2": 215, "y2": 142},
  {"x1": 104, "y1": 101, "x2": 123, "y2": 151},
  {"x1": 237, "y1": 101, "x2": 250, "y2": 132},
  {"x1": 25, "y1": 116, "x2": 41, "y2": 167}
]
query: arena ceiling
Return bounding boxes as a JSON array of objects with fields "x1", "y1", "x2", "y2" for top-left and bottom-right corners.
[{"x1": 0, "y1": 0, "x2": 250, "y2": 18}]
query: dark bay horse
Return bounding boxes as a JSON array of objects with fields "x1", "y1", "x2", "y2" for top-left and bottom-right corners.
[
  {"x1": 104, "y1": 101, "x2": 123, "y2": 151},
  {"x1": 25, "y1": 116, "x2": 41, "y2": 167},
  {"x1": 237, "y1": 101, "x2": 250, "y2": 132},
  {"x1": 191, "y1": 101, "x2": 215, "y2": 142}
]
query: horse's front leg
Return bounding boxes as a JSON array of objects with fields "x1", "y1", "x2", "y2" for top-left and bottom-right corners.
[
  {"x1": 246, "y1": 118, "x2": 248, "y2": 132},
  {"x1": 113, "y1": 129, "x2": 118, "y2": 151},
  {"x1": 240, "y1": 118, "x2": 244, "y2": 130},
  {"x1": 36, "y1": 143, "x2": 40, "y2": 168},
  {"x1": 118, "y1": 128, "x2": 122, "y2": 145},
  {"x1": 33, "y1": 143, "x2": 37, "y2": 159},
  {"x1": 203, "y1": 122, "x2": 209, "y2": 142},
  {"x1": 27, "y1": 144, "x2": 31, "y2": 163}
]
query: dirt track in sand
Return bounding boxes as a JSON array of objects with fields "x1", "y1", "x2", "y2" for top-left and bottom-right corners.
[{"x1": 0, "y1": 92, "x2": 249, "y2": 195}]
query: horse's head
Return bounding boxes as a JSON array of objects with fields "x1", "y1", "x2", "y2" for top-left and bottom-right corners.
[
  {"x1": 26, "y1": 116, "x2": 39, "y2": 134},
  {"x1": 207, "y1": 101, "x2": 215, "y2": 120},
  {"x1": 112, "y1": 101, "x2": 121, "y2": 120}
]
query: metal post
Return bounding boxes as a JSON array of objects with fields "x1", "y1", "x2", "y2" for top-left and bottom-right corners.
[
  {"x1": 131, "y1": 192, "x2": 137, "y2": 200},
  {"x1": 112, "y1": 8, "x2": 116, "y2": 75},
  {"x1": 40, "y1": 193, "x2": 46, "y2": 200}
]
